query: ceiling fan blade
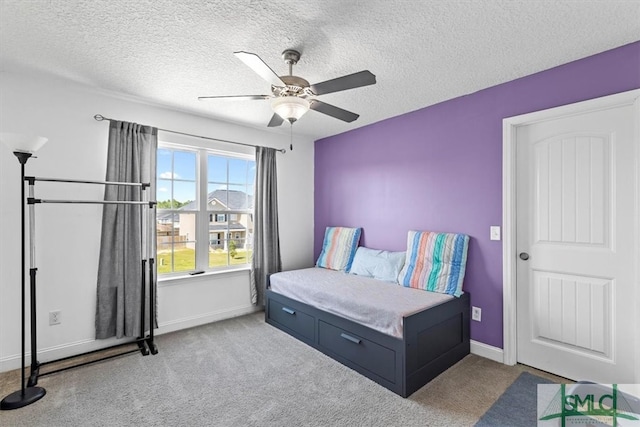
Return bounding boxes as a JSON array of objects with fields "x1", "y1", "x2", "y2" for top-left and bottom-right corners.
[
  {"x1": 310, "y1": 70, "x2": 376, "y2": 96},
  {"x1": 267, "y1": 113, "x2": 284, "y2": 127},
  {"x1": 309, "y1": 100, "x2": 359, "y2": 123},
  {"x1": 234, "y1": 51, "x2": 286, "y2": 87},
  {"x1": 198, "y1": 95, "x2": 271, "y2": 101}
]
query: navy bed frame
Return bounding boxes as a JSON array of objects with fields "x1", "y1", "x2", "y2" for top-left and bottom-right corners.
[{"x1": 265, "y1": 284, "x2": 470, "y2": 397}]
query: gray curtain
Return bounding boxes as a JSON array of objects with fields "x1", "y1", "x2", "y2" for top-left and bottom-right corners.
[
  {"x1": 96, "y1": 121, "x2": 157, "y2": 339},
  {"x1": 250, "y1": 146, "x2": 281, "y2": 306}
]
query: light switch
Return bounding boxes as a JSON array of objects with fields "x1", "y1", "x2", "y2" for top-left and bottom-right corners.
[{"x1": 490, "y1": 226, "x2": 501, "y2": 241}]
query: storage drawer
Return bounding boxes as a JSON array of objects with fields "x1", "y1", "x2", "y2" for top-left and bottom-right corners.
[
  {"x1": 268, "y1": 298, "x2": 315, "y2": 341},
  {"x1": 318, "y1": 320, "x2": 396, "y2": 383}
]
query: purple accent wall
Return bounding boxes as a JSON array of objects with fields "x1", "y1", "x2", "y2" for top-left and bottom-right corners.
[{"x1": 314, "y1": 41, "x2": 640, "y2": 349}]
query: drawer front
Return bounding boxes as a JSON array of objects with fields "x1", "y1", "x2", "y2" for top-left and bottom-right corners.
[
  {"x1": 268, "y1": 298, "x2": 315, "y2": 341},
  {"x1": 318, "y1": 320, "x2": 396, "y2": 383}
]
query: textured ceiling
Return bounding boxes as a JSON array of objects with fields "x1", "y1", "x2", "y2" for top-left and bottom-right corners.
[{"x1": 1, "y1": 0, "x2": 639, "y2": 140}]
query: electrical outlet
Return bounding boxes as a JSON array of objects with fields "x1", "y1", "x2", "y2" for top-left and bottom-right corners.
[
  {"x1": 472, "y1": 306, "x2": 482, "y2": 322},
  {"x1": 49, "y1": 310, "x2": 61, "y2": 325}
]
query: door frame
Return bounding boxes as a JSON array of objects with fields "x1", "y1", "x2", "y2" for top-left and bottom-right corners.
[{"x1": 501, "y1": 89, "x2": 640, "y2": 380}]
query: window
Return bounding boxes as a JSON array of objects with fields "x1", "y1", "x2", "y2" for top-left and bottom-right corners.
[
  {"x1": 207, "y1": 154, "x2": 254, "y2": 268},
  {"x1": 156, "y1": 144, "x2": 255, "y2": 275},
  {"x1": 156, "y1": 148, "x2": 197, "y2": 274}
]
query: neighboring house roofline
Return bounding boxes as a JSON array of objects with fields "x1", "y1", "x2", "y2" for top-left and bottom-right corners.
[{"x1": 166, "y1": 189, "x2": 253, "y2": 212}]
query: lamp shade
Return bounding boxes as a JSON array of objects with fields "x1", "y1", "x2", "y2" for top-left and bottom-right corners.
[
  {"x1": 0, "y1": 132, "x2": 48, "y2": 153},
  {"x1": 271, "y1": 96, "x2": 310, "y2": 123}
]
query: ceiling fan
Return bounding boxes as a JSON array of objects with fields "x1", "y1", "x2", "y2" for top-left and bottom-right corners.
[{"x1": 198, "y1": 49, "x2": 376, "y2": 127}]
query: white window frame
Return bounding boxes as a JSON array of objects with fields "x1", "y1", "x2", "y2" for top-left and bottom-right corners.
[{"x1": 157, "y1": 141, "x2": 254, "y2": 277}]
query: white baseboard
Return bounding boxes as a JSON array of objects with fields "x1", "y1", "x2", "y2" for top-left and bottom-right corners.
[
  {"x1": 0, "y1": 337, "x2": 124, "y2": 373},
  {"x1": 0, "y1": 305, "x2": 261, "y2": 373},
  {"x1": 156, "y1": 305, "x2": 261, "y2": 335},
  {"x1": 470, "y1": 339, "x2": 504, "y2": 363}
]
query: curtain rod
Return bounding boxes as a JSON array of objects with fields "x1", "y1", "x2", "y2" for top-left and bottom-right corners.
[{"x1": 93, "y1": 114, "x2": 286, "y2": 154}]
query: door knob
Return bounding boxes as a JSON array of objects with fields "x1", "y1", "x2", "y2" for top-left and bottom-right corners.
[{"x1": 519, "y1": 252, "x2": 530, "y2": 260}]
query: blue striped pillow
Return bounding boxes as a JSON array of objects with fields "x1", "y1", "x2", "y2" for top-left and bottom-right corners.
[
  {"x1": 397, "y1": 230, "x2": 469, "y2": 297},
  {"x1": 316, "y1": 227, "x2": 362, "y2": 272}
]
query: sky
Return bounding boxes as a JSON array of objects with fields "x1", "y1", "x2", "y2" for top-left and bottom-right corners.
[{"x1": 157, "y1": 148, "x2": 255, "y2": 204}]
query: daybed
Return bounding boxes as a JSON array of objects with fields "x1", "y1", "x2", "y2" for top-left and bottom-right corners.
[
  {"x1": 266, "y1": 227, "x2": 471, "y2": 397},
  {"x1": 265, "y1": 267, "x2": 470, "y2": 397}
]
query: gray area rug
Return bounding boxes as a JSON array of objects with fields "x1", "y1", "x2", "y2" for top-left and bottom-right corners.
[
  {"x1": 0, "y1": 313, "x2": 527, "y2": 427},
  {"x1": 475, "y1": 371, "x2": 554, "y2": 427}
]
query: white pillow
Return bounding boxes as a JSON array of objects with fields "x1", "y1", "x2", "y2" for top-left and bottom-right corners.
[{"x1": 349, "y1": 247, "x2": 406, "y2": 283}]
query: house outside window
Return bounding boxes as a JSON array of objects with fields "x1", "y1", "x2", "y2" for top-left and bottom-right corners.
[{"x1": 156, "y1": 144, "x2": 255, "y2": 275}]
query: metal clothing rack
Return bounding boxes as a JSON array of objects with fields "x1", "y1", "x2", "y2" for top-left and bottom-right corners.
[{"x1": 23, "y1": 175, "x2": 158, "y2": 387}]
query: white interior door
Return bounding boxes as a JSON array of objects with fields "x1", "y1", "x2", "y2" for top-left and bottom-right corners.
[{"x1": 515, "y1": 101, "x2": 638, "y2": 383}]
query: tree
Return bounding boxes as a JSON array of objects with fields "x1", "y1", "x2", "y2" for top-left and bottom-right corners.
[
  {"x1": 229, "y1": 240, "x2": 237, "y2": 259},
  {"x1": 157, "y1": 199, "x2": 191, "y2": 209}
]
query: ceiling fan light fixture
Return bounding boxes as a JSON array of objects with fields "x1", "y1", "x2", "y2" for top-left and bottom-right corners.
[{"x1": 271, "y1": 96, "x2": 309, "y2": 124}]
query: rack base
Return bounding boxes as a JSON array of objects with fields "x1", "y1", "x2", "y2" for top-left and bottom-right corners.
[
  {"x1": 0, "y1": 386, "x2": 46, "y2": 410},
  {"x1": 27, "y1": 337, "x2": 155, "y2": 386}
]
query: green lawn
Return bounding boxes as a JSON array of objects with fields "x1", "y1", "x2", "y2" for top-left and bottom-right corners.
[{"x1": 157, "y1": 248, "x2": 252, "y2": 274}]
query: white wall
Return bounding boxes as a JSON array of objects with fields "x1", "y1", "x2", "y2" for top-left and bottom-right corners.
[{"x1": 0, "y1": 70, "x2": 315, "y2": 372}]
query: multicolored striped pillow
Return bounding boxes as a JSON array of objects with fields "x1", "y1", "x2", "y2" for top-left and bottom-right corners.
[
  {"x1": 398, "y1": 230, "x2": 469, "y2": 297},
  {"x1": 316, "y1": 227, "x2": 362, "y2": 272}
]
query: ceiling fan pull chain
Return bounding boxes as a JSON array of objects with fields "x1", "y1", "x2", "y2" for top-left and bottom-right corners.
[{"x1": 290, "y1": 123, "x2": 294, "y2": 151}]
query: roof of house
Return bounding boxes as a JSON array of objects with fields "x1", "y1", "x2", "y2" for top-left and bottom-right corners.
[
  {"x1": 209, "y1": 222, "x2": 246, "y2": 232},
  {"x1": 178, "y1": 189, "x2": 252, "y2": 211},
  {"x1": 212, "y1": 189, "x2": 253, "y2": 210}
]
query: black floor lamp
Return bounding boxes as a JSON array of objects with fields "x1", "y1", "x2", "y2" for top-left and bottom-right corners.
[{"x1": 0, "y1": 133, "x2": 48, "y2": 410}]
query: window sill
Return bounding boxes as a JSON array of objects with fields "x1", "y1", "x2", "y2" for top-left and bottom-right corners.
[{"x1": 158, "y1": 266, "x2": 251, "y2": 286}]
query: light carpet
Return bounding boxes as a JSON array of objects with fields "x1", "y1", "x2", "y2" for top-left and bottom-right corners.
[{"x1": 0, "y1": 313, "x2": 558, "y2": 426}]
